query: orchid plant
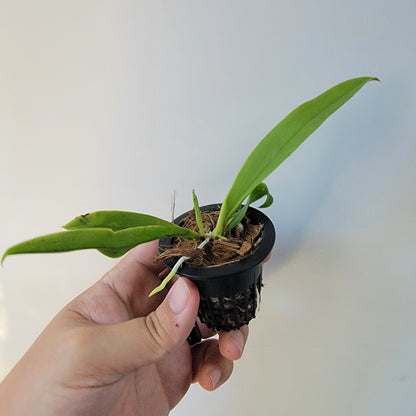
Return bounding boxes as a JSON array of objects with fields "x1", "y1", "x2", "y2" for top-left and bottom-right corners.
[{"x1": 2, "y1": 76, "x2": 378, "y2": 295}]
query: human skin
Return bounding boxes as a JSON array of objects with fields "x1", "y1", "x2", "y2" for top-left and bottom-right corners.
[{"x1": 0, "y1": 241, "x2": 249, "y2": 416}]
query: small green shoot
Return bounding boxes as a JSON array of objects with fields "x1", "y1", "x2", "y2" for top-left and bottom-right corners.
[
  {"x1": 225, "y1": 182, "x2": 273, "y2": 232},
  {"x1": 192, "y1": 190, "x2": 205, "y2": 236}
]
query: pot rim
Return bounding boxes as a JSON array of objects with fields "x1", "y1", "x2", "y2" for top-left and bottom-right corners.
[{"x1": 159, "y1": 203, "x2": 275, "y2": 280}]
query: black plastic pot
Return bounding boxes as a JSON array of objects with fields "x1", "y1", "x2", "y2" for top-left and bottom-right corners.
[{"x1": 159, "y1": 204, "x2": 276, "y2": 332}]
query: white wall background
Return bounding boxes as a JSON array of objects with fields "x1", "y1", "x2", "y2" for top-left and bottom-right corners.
[{"x1": 0, "y1": 1, "x2": 415, "y2": 415}]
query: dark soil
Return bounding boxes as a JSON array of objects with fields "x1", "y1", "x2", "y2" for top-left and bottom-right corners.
[
  {"x1": 157, "y1": 209, "x2": 263, "y2": 267},
  {"x1": 198, "y1": 275, "x2": 264, "y2": 331}
]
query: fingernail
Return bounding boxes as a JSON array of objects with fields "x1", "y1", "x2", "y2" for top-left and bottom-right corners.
[
  {"x1": 208, "y1": 368, "x2": 221, "y2": 389},
  {"x1": 167, "y1": 278, "x2": 191, "y2": 314},
  {"x1": 231, "y1": 330, "x2": 245, "y2": 355}
]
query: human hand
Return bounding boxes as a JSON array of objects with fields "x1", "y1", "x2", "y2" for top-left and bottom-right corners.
[{"x1": 0, "y1": 241, "x2": 249, "y2": 416}]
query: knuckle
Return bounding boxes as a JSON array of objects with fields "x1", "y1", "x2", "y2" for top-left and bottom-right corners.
[{"x1": 144, "y1": 311, "x2": 177, "y2": 356}]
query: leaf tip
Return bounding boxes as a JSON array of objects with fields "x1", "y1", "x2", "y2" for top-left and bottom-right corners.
[{"x1": 1, "y1": 250, "x2": 9, "y2": 266}]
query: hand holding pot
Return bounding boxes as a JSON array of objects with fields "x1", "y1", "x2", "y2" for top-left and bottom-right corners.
[{"x1": 0, "y1": 241, "x2": 248, "y2": 416}]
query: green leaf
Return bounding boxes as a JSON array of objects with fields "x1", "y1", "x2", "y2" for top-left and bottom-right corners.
[
  {"x1": 249, "y1": 182, "x2": 274, "y2": 209},
  {"x1": 213, "y1": 76, "x2": 379, "y2": 236},
  {"x1": 225, "y1": 182, "x2": 273, "y2": 232},
  {"x1": 192, "y1": 190, "x2": 205, "y2": 236},
  {"x1": 63, "y1": 210, "x2": 176, "y2": 231},
  {"x1": 1, "y1": 224, "x2": 200, "y2": 263}
]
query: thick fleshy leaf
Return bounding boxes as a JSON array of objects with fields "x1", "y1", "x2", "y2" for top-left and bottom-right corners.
[
  {"x1": 1, "y1": 224, "x2": 200, "y2": 263},
  {"x1": 213, "y1": 76, "x2": 379, "y2": 236},
  {"x1": 64, "y1": 210, "x2": 176, "y2": 231}
]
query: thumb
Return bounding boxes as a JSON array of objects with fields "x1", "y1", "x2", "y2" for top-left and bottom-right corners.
[{"x1": 87, "y1": 278, "x2": 200, "y2": 373}]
